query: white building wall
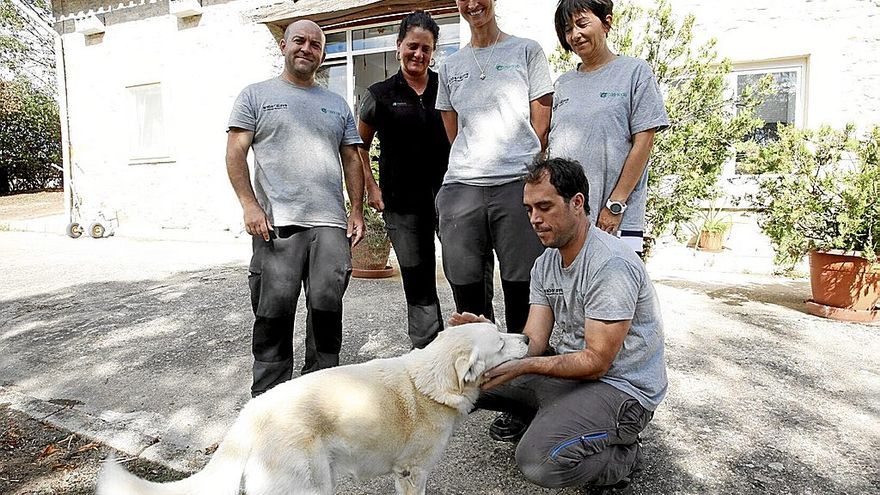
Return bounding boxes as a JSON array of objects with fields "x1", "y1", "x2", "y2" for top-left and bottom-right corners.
[
  {"x1": 669, "y1": 0, "x2": 880, "y2": 130},
  {"x1": 57, "y1": 0, "x2": 880, "y2": 237},
  {"x1": 485, "y1": 0, "x2": 559, "y2": 62},
  {"x1": 61, "y1": 0, "x2": 280, "y2": 235},
  {"x1": 496, "y1": 0, "x2": 880, "y2": 130}
]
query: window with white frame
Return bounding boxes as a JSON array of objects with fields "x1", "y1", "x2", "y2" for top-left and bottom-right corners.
[
  {"x1": 128, "y1": 83, "x2": 169, "y2": 161},
  {"x1": 316, "y1": 16, "x2": 461, "y2": 111},
  {"x1": 731, "y1": 60, "x2": 806, "y2": 174}
]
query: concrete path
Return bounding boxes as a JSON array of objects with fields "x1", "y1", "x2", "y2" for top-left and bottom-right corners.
[{"x1": 1, "y1": 230, "x2": 877, "y2": 494}]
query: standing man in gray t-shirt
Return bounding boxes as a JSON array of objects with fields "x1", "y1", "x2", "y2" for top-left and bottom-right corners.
[
  {"x1": 453, "y1": 156, "x2": 667, "y2": 492},
  {"x1": 226, "y1": 20, "x2": 365, "y2": 397}
]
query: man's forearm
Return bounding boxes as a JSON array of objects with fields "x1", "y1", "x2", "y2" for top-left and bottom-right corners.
[
  {"x1": 226, "y1": 154, "x2": 259, "y2": 209},
  {"x1": 341, "y1": 149, "x2": 365, "y2": 210},
  {"x1": 358, "y1": 148, "x2": 379, "y2": 190},
  {"x1": 521, "y1": 350, "x2": 610, "y2": 381},
  {"x1": 524, "y1": 326, "x2": 550, "y2": 357}
]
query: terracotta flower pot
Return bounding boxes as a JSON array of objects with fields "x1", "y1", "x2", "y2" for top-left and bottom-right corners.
[
  {"x1": 807, "y1": 250, "x2": 880, "y2": 317},
  {"x1": 698, "y1": 231, "x2": 724, "y2": 252},
  {"x1": 351, "y1": 238, "x2": 394, "y2": 278}
]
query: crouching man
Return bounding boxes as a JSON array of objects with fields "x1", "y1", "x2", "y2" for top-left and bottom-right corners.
[{"x1": 451, "y1": 156, "x2": 667, "y2": 493}]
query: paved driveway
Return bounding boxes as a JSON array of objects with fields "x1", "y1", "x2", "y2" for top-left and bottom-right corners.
[{"x1": 1, "y1": 231, "x2": 877, "y2": 494}]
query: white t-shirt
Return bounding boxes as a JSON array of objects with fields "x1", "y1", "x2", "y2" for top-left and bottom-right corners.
[{"x1": 436, "y1": 35, "x2": 554, "y2": 186}]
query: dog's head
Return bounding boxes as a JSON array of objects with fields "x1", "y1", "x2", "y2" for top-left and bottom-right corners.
[{"x1": 408, "y1": 322, "x2": 529, "y2": 412}]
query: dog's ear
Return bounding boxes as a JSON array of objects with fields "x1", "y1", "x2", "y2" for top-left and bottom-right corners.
[{"x1": 454, "y1": 348, "x2": 486, "y2": 393}]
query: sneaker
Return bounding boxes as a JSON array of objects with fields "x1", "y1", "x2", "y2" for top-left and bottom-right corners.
[
  {"x1": 591, "y1": 441, "x2": 642, "y2": 494},
  {"x1": 591, "y1": 477, "x2": 634, "y2": 495},
  {"x1": 488, "y1": 412, "x2": 528, "y2": 442}
]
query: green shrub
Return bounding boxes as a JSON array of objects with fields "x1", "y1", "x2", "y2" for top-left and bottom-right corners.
[
  {"x1": 0, "y1": 77, "x2": 61, "y2": 194},
  {"x1": 748, "y1": 124, "x2": 880, "y2": 271}
]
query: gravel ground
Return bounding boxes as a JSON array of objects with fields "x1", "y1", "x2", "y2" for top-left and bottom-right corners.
[{"x1": 1, "y1": 230, "x2": 878, "y2": 494}]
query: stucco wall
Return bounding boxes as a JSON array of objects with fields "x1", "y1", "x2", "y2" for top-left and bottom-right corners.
[
  {"x1": 668, "y1": 0, "x2": 879, "y2": 130},
  {"x1": 58, "y1": 0, "x2": 279, "y2": 234},
  {"x1": 55, "y1": 0, "x2": 880, "y2": 237},
  {"x1": 496, "y1": 0, "x2": 880, "y2": 130}
]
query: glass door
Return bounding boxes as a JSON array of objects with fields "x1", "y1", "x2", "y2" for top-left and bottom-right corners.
[{"x1": 316, "y1": 16, "x2": 461, "y2": 111}]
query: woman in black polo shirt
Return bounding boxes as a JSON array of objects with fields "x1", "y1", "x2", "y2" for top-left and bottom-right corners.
[{"x1": 358, "y1": 11, "x2": 450, "y2": 349}]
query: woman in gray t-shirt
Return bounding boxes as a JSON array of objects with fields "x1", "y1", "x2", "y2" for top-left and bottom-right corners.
[{"x1": 549, "y1": 0, "x2": 669, "y2": 256}]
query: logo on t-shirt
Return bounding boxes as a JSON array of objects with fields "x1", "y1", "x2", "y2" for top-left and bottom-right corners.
[
  {"x1": 600, "y1": 92, "x2": 627, "y2": 98},
  {"x1": 448, "y1": 72, "x2": 470, "y2": 87},
  {"x1": 262, "y1": 103, "x2": 288, "y2": 111},
  {"x1": 544, "y1": 288, "x2": 564, "y2": 297},
  {"x1": 321, "y1": 107, "x2": 342, "y2": 117},
  {"x1": 553, "y1": 98, "x2": 570, "y2": 111},
  {"x1": 495, "y1": 64, "x2": 522, "y2": 71}
]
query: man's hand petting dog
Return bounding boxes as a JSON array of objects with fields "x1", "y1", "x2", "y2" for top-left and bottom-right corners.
[
  {"x1": 448, "y1": 311, "x2": 492, "y2": 326},
  {"x1": 481, "y1": 357, "x2": 531, "y2": 390},
  {"x1": 447, "y1": 313, "x2": 530, "y2": 390}
]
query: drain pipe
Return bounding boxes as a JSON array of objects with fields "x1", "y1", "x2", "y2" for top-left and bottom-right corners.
[{"x1": 56, "y1": 34, "x2": 72, "y2": 227}]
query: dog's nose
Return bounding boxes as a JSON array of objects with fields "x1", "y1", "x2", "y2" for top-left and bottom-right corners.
[{"x1": 520, "y1": 334, "x2": 529, "y2": 346}]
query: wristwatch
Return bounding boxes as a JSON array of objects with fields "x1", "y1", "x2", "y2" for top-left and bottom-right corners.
[{"x1": 605, "y1": 199, "x2": 627, "y2": 215}]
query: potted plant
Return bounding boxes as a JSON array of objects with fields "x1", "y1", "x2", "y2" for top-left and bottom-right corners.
[
  {"x1": 689, "y1": 202, "x2": 733, "y2": 252},
  {"x1": 351, "y1": 205, "x2": 394, "y2": 278},
  {"x1": 350, "y1": 138, "x2": 394, "y2": 278},
  {"x1": 749, "y1": 124, "x2": 880, "y2": 322}
]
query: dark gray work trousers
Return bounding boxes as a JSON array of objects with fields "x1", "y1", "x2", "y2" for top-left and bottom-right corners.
[
  {"x1": 436, "y1": 180, "x2": 544, "y2": 333},
  {"x1": 384, "y1": 210, "x2": 444, "y2": 349},
  {"x1": 477, "y1": 377, "x2": 653, "y2": 488},
  {"x1": 248, "y1": 226, "x2": 351, "y2": 397}
]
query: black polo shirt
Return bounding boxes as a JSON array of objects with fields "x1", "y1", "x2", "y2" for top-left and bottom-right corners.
[{"x1": 359, "y1": 69, "x2": 450, "y2": 214}]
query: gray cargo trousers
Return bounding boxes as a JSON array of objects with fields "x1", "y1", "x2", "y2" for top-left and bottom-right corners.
[
  {"x1": 476, "y1": 376, "x2": 653, "y2": 488},
  {"x1": 436, "y1": 180, "x2": 544, "y2": 333},
  {"x1": 248, "y1": 226, "x2": 351, "y2": 396}
]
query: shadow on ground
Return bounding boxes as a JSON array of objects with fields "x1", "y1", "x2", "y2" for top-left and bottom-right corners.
[{"x1": 1, "y1": 266, "x2": 878, "y2": 493}]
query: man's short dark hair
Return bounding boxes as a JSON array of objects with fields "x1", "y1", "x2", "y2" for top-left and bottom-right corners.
[
  {"x1": 554, "y1": 0, "x2": 614, "y2": 52},
  {"x1": 526, "y1": 156, "x2": 590, "y2": 213},
  {"x1": 398, "y1": 10, "x2": 440, "y2": 48}
]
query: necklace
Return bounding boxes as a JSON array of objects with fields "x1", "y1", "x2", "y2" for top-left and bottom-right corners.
[{"x1": 470, "y1": 30, "x2": 501, "y2": 80}]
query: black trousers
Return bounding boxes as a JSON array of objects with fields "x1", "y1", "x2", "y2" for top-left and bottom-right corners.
[{"x1": 383, "y1": 210, "x2": 443, "y2": 348}]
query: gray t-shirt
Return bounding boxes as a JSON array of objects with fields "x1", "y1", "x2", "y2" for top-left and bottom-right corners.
[
  {"x1": 436, "y1": 36, "x2": 553, "y2": 186},
  {"x1": 549, "y1": 56, "x2": 669, "y2": 232},
  {"x1": 228, "y1": 77, "x2": 362, "y2": 229},
  {"x1": 530, "y1": 225, "x2": 668, "y2": 410}
]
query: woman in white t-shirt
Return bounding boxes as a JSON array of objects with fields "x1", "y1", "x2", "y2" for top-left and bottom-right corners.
[
  {"x1": 435, "y1": 0, "x2": 553, "y2": 334},
  {"x1": 549, "y1": 0, "x2": 669, "y2": 256},
  {"x1": 435, "y1": 0, "x2": 555, "y2": 445}
]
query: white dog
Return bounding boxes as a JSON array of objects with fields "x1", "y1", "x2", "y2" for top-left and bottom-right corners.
[{"x1": 97, "y1": 322, "x2": 529, "y2": 495}]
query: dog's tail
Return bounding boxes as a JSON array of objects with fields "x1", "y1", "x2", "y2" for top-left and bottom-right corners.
[{"x1": 96, "y1": 414, "x2": 253, "y2": 495}]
